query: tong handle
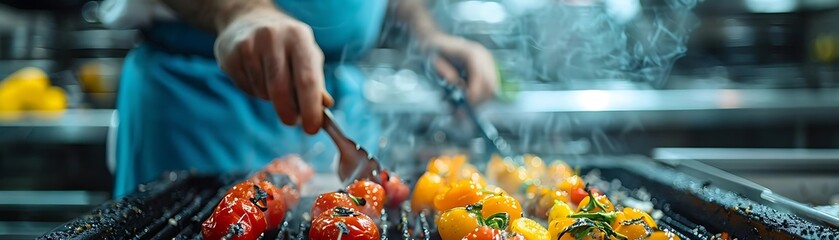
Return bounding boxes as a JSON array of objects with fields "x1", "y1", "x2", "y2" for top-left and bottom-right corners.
[{"x1": 432, "y1": 75, "x2": 514, "y2": 158}]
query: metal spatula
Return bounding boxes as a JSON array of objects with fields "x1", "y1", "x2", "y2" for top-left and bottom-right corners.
[{"x1": 321, "y1": 108, "x2": 382, "y2": 186}]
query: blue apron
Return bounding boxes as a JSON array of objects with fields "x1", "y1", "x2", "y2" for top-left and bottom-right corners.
[{"x1": 114, "y1": 0, "x2": 387, "y2": 197}]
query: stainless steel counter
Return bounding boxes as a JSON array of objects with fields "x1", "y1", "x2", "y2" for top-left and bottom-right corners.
[
  {"x1": 375, "y1": 88, "x2": 839, "y2": 133},
  {"x1": 3, "y1": 88, "x2": 839, "y2": 142},
  {"x1": 654, "y1": 147, "x2": 839, "y2": 205},
  {"x1": 0, "y1": 109, "x2": 115, "y2": 144}
]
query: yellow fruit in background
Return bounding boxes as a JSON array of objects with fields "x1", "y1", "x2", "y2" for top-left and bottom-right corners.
[
  {"x1": 3, "y1": 67, "x2": 50, "y2": 102},
  {"x1": 0, "y1": 88, "x2": 21, "y2": 111},
  {"x1": 32, "y1": 86, "x2": 67, "y2": 111},
  {"x1": 2, "y1": 67, "x2": 49, "y2": 87},
  {"x1": 79, "y1": 63, "x2": 106, "y2": 92}
]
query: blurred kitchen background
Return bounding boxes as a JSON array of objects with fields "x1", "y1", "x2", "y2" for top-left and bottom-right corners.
[{"x1": 1, "y1": 0, "x2": 839, "y2": 238}]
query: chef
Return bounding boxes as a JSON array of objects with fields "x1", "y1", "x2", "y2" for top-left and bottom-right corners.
[{"x1": 100, "y1": 0, "x2": 499, "y2": 197}]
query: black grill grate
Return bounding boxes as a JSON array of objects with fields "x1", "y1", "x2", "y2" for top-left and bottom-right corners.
[{"x1": 39, "y1": 159, "x2": 838, "y2": 240}]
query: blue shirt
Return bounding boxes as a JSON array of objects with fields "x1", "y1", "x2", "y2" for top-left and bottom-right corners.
[{"x1": 114, "y1": 0, "x2": 387, "y2": 197}]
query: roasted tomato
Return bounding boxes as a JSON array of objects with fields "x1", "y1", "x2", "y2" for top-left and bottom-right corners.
[
  {"x1": 255, "y1": 181, "x2": 287, "y2": 229},
  {"x1": 379, "y1": 170, "x2": 410, "y2": 208},
  {"x1": 452, "y1": 163, "x2": 487, "y2": 187},
  {"x1": 225, "y1": 182, "x2": 259, "y2": 200},
  {"x1": 548, "y1": 200, "x2": 574, "y2": 222},
  {"x1": 576, "y1": 194, "x2": 614, "y2": 213},
  {"x1": 260, "y1": 155, "x2": 313, "y2": 187},
  {"x1": 461, "y1": 226, "x2": 506, "y2": 240},
  {"x1": 426, "y1": 156, "x2": 453, "y2": 175},
  {"x1": 201, "y1": 195, "x2": 267, "y2": 240},
  {"x1": 436, "y1": 206, "x2": 481, "y2": 240},
  {"x1": 277, "y1": 184, "x2": 301, "y2": 209},
  {"x1": 618, "y1": 207, "x2": 656, "y2": 229},
  {"x1": 534, "y1": 189, "x2": 570, "y2": 219},
  {"x1": 567, "y1": 187, "x2": 589, "y2": 206},
  {"x1": 612, "y1": 208, "x2": 656, "y2": 240},
  {"x1": 497, "y1": 166, "x2": 530, "y2": 196},
  {"x1": 433, "y1": 180, "x2": 487, "y2": 212},
  {"x1": 347, "y1": 179, "x2": 385, "y2": 217},
  {"x1": 557, "y1": 176, "x2": 585, "y2": 193},
  {"x1": 521, "y1": 154, "x2": 546, "y2": 180},
  {"x1": 411, "y1": 172, "x2": 446, "y2": 213},
  {"x1": 547, "y1": 218, "x2": 578, "y2": 240},
  {"x1": 310, "y1": 191, "x2": 368, "y2": 218},
  {"x1": 545, "y1": 161, "x2": 575, "y2": 185},
  {"x1": 480, "y1": 194, "x2": 523, "y2": 223},
  {"x1": 486, "y1": 155, "x2": 508, "y2": 181},
  {"x1": 249, "y1": 171, "x2": 303, "y2": 210},
  {"x1": 309, "y1": 206, "x2": 379, "y2": 240},
  {"x1": 510, "y1": 217, "x2": 550, "y2": 240}
]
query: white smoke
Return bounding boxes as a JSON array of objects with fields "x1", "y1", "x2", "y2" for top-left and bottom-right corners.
[{"x1": 420, "y1": 0, "x2": 700, "y2": 89}]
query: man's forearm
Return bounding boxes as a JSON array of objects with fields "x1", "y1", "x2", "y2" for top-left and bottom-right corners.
[
  {"x1": 392, "y1": 0, "x2": 443, "y2": 41},
  {"x1": 160, "y1": 0, "x2": 273, "y2": 33}
]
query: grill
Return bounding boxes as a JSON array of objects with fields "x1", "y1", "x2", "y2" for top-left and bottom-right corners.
[{"x1": 39, "y1": 157, "x2": 837, "y2": 239}]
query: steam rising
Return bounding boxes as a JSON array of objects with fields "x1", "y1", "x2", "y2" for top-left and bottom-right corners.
[
  {"x1": 375, "y1": 0, "x2": 701, "y2": 162},
  {"x1": 425, "y1": 0, "x2": 700, "y2": 88}
]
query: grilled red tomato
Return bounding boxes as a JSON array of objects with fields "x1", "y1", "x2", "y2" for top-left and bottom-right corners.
[
  {"x1": 310, "y1": 191, "x2": 369, "y2": 218},
  {"x1": 379, "y1": 170, "x2": 410, "y2": 208},
  {"x1": 201, "y1": 195, "x2": 267, "y2": 240},
  {"x1": 347, "y1": 179, "x2": 385, "y2": 217},
  {"x1": 250, "y1": 172, "x2": 301, "y2": 209},
  {"x1": 256, "y1": 181, "x2": 287, "y2": 229},
  {"x1": 568, "y1": 187, "x2": 600, "y2": 206},
  {"x1": 461, "y1": 226, "x2": 506, "y2": 240},
  {"x1": 310, "y1": 207, "x2": 379, "y2": 240},
  {"x1": 261, "y1": 154, "x2": 313, "y2": 187},
  {"x1": 225, "y1": 181, "x2": 260, "y2": 200}
]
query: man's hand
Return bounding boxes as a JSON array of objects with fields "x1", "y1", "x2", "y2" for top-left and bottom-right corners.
[
  {"x1": 214, "y1": 8, "x2": 333, "y2": 134},
  {"x1": 429, "y1": 34, "x2": 499, "y2": 104}
]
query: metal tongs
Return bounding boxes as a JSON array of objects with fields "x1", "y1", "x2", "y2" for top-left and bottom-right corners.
[
  {"x1": 322, "y1": 108, "x2": 382, "y2": 186},
  {"x1": 431, "y1": 72, "x2": 517, "y2": 161}
]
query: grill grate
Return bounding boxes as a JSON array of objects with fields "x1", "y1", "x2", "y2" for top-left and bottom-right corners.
[{"x1": 39, "y1": 158, "x2": 838, "y2": 240}]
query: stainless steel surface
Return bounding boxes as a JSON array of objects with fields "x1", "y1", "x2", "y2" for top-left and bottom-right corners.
[
  {"x1": 653, "y1": 153, "x2": 839, "y2": 228},
  {"x1": 0, "y1": 191, "x2": 108, "y2": 239},
  {"x1": 322, "y1": 108, "x2": 381, "y2": 185},
  {"x1": 370, "y1": 88, "x2": 839, "y2": 133},
  {"x1": 0, "y1": 109, "x2": 115, "y2": 144},
  {"x1": 654, "y1": 148, "x2": 839, "y2": 169},
  {"x1": 654, "y1": 147, "x2": 839, "y2": 206},
  {"x1": 0, "y1": 190, "x2": 107, "y2": 206}
]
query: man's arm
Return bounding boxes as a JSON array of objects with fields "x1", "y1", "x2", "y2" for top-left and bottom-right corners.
[
  {"x1": 159, "y1": 0, "x2": 334, "y2": 134},
  {"x1": 391, "y1": 0, "x2": 442, "y2": 41},
  {"x1": 391, "y1": 0, "x2": 499, "y2": 104},
  {"x1": 160, "y1": 0, "x2": 269, "y2": 33}
]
